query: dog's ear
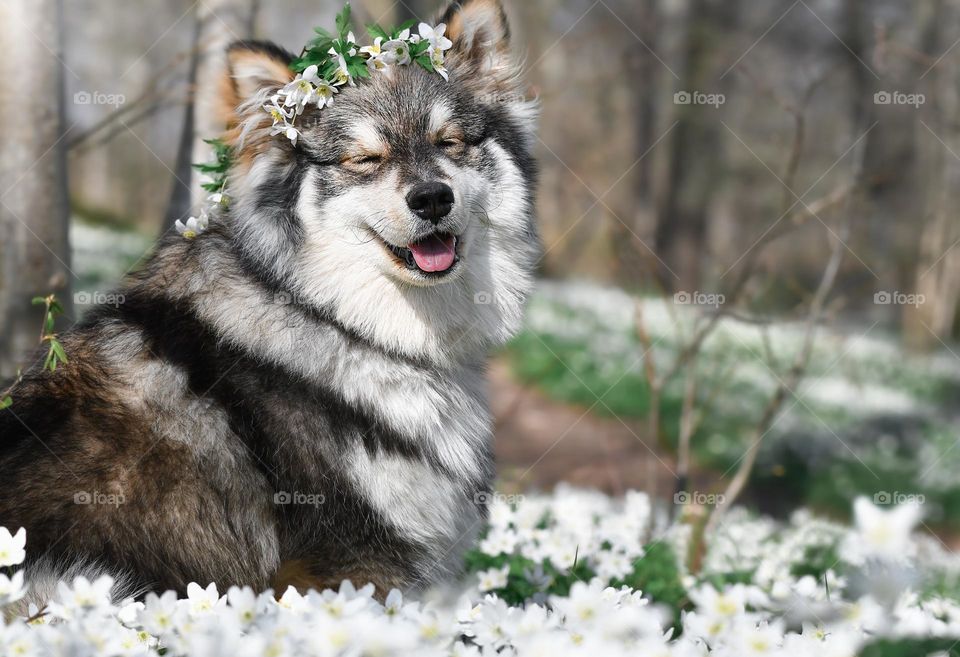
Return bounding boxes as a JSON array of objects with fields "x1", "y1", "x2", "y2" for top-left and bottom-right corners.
[
  {"x1": 219, "y1": 41, "x2": 295, "y2": 127},
  {"x1": 438, "y1": 0, "x2": 515, "y2": 87}
]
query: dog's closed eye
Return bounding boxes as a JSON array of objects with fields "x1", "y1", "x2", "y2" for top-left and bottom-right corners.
[{"x1": 341, "y1": 151, "x2": 386, "y2": 172}]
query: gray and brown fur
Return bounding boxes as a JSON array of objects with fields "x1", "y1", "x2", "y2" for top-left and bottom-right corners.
[{"x1": 0, "y1": 0, "x2": 538, "y2": 599}]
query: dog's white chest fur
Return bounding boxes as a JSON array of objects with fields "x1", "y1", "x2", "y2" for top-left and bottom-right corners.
[{"x1": 341, "y1": 366, "x2": 490, "y2": 572}]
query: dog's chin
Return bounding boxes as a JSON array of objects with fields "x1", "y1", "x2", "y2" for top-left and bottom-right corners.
[{"x1": 368, "y1": 228, "x2": 466, "y2": 288}]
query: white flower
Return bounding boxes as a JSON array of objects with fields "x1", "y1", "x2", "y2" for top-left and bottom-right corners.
[
  {"x1": 269, "y1": 122, "x2": 301, "y2": 146},
  {"x1": 263, "y1": 94, "x2": 293, "y2": 126},
  {"x1": 276, "y1": 585, "x2": 308, "y2": 613},
  {"x1": 429, "y1": 46, "x2": 449, "y2": 80},
  {"x1": 281, "y1": 67, "x2": 321, "y2": 112},
  {"x1": 549, "y1": 579, "x2": 608, "y2": 626},
  {"x1": 330, "y1": 53, "x2": 354, "y2": 86},
  {"x1": 477, "y1": 565, "x2": 510, "y2": 592},
  {"x1": 418, "y1": 22, "x2": 453, "y2": 51},
  {"x1": 0, "y1": 570, "x2": 26, "y2": 606},
  {"x1": 138, "y1": 590, "x2": 181, "y2": 636},
  {"x1": 46, "y1": 575, "x2": 115, "y2": 619},
  {"x1": 175, "y1": 209, "x2": 209, "y2": 239},
  {"x1": 360, "y1": 36, "x2": 384, "y2": 57},
  {"x1": 0, "y1": 526, "x2": 26, "y2": 567},
  {"x1": 382, "y1": 38, "x2": 411, "y2": 65},
  {"x1": 593, "y1": 549, "x2": 633, "y2": 581},
  {"x1": 688, "y1": 583, "x2": 747, "y2": 621},
  {"x1": 367, "y1": 54, "x2": 390, "y2": 73},
  {"x1": 187, "y1": 582, "x2": 221, "y2": 616},
  {"x1": 226, "y1": 585, "x2": 259, "y2": 626},
  {"x1": 850, "y1": 496, "x2": 923, "y2": 561},
  {"x1": 480, "y1": 528, "x2": 518, "y2": 556},
  {"x1": 314, "y1": 78, "x2": 338, "y2": 108}
]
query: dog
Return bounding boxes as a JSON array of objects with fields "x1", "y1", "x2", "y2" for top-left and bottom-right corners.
[{"x1": 0, "y1": 0, "x2": 538, "y2": 601}]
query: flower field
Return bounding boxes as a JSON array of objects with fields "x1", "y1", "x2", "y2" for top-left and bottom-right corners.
[{"x1": 2, "y1": 488, "x2": 959, "y2": 656}]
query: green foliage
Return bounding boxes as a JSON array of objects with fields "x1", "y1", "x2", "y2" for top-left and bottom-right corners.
[
  {"x1": 193, "y1": 138, "x2": 233, "y2": 196},
  {"x1": 790, "y1": 543, "x2": 841, "y2": 581},
  {"x1": 290, "y1": 3, "x2": 436, "y2": 76},
  {"x1": 32, "y1": 295, "x2": 68, "y2": 373},
  {"x1": 858, "y1": 638, "x2": 960, "y2": 657},
  {"x1": 462, "y1": 546, "x2": 597, "y2": 606},
  {"x1": 612, "y1": 542, "x2": 689, "y2": 622}
]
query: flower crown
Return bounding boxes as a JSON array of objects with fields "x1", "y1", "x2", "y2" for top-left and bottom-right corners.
[
  {"x1": 265, "y1": 3, "x2": 453, "y2": 146},
  {"x1": 177, "y1": 2, "x2": 453, "y2": 240}
]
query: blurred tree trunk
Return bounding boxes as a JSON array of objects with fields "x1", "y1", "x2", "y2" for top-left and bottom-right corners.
[
  {"x1": 653, "y1": 0, "x2": 733, "y2": 292},
  {"x1": 611, "y1": 0, "x2": 659, "y2": 285},
  {"x1": 0, "y1": 0, "x2": 72, "y2": 379},
  {"x1": 164, "y1": 0, "x2": 259, "y2": 230},
  {"x1": 905, "y1": 0, "x2": 960, "y2": 345}
]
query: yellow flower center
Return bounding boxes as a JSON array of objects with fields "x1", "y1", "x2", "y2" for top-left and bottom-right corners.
[{"x1": 183, "y1": 230, "x2": 196, "y2": 239}]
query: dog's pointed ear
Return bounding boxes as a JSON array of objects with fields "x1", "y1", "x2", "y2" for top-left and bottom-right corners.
[
  {"x1": 218, "y1": 41, "x2": 295, "y2": 126},
  {"x1": 438, "y1": 0, "x2": 515, "y2": 84}
]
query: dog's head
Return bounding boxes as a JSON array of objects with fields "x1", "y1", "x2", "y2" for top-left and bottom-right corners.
[{"x1": 218, "y1": 0, "x2": 539, "y2": 365}]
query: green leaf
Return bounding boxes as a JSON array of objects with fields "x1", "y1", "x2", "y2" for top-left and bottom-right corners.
[
  {"x1": 394, "y1": 19, "x2": 417, "y2": 37},
  {"x1": 367, "y1": 24, "x2": 389, "y2": 40},
  {"x1": 44, "y1": 312, "x2": 55, "y2": 334},
  {"x1": 48, "y1": 299, "x2": 63, "y2": 314},
  {"x1": 335, "y1": 3, "x2": 352, "y2": 40},
  {"x1": 415, "y1": 55, "x2": 434, "y2": 73},
  {"x1": 193, "y1": 163, "x2": 227, "y2": 173},
  {"x1": 410, "y1": 39, "x2": 430, "y2": 56},
  {"x1": 31, "y1": 297, "x2": 46, "y2": 306},
  {"x1": 51, "y1": 339, "x2": 68, "y2": 365},
  {"x1": 0, "y1": 396, "x2": 11, "y2": 410}
]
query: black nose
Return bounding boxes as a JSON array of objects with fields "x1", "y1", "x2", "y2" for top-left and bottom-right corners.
[{"x1": 406, "y1": 181, "x2": 454, "y2": 224}]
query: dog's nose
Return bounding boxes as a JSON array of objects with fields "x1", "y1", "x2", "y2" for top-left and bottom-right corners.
[{"x1": 406, "y1": 181, "x2": 454, "y2": 224}]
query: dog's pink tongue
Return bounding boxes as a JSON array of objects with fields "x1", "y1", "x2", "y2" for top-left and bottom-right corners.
[{"x1": 409, "y1": 234, "x2": 456, "y2": 272}]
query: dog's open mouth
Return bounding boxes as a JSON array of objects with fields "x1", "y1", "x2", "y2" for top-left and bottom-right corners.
[{"x1": 380, "y1": 232, "x2": 460, "y2": 275}]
